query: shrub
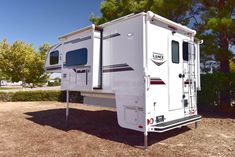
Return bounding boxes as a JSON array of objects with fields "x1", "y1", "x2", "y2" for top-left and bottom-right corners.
[
  {"x1": 47, "y1": 81, "x2": 61, "y2": 86},
  {"x1": 11, "y1": 91, "x2": 61, "y2": 101},
  {"x1": 0, "y1": 90, "x2": 82, "y2": 102},
  {"x1": 198, "y1": 72, "x2": 235, "y2": 109},
  {"x1": 0, "y1": 92, "x2": 12, "y2": 102}
]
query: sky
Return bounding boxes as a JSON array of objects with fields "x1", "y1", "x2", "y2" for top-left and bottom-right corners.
[
  {"x1": 0, "y1": 0, "x2": 103, "y2": 49},
  {"x1": 0, "y1": 1, "x2": 234, "y2": 52}
]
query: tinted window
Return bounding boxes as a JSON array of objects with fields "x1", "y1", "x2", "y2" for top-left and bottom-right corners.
[
  {"x1": 50, "y1": 51, "x2": 59, "y2": 65},
  {"x1": 65, "y1": 48, "x2": 88, "y2": 66},
  {"x1": 183, "y1": 42, "x2": 189, "y2": 61},
  {"x1": 172, "y1": 40, "x2": 179, "y2": 63}
]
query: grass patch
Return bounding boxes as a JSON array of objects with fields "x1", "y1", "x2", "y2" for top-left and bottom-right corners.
[{"x1": 0, "y1": 86, "x2": 22, "y2": 90}]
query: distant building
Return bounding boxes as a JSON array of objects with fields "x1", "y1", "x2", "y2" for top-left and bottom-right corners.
[{"x1": 0, "y1": 81, "x2": 22, "y2": 86}]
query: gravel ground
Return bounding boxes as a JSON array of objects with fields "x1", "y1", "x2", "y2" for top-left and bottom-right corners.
[{"x1": 0, "y1": 101, "x2": 234, "y2": 157}]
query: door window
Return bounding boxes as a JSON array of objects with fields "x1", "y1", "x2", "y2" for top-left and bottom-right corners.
[
  {"x1": 172, "y1": 40, "x2": 179, "y2": 64},
  {"x1": 183, "y1": 41, "x2": 189, "y2": 61}
]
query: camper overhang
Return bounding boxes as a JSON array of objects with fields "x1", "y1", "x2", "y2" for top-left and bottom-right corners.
[{"x1": 146, "y1": 11, "x2": 196, "y2": 36}]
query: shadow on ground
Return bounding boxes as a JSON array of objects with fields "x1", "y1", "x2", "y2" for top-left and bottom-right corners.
[{"x1": 24, "y1": 108, "x2": 191, "y2": 147}]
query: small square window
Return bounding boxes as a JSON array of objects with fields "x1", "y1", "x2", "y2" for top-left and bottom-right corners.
[{"x1": 50, "y1": 50, "x2": 59, "y2": 65}]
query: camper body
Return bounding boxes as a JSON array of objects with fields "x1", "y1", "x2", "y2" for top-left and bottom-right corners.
[{"x1": 45, "y1": 11, "x2": 202, "y2": 147}]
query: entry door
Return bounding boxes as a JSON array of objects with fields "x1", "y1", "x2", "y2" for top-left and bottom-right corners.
[{"x1": 168, "y1": 35, "x2": 183, "y2": 110}]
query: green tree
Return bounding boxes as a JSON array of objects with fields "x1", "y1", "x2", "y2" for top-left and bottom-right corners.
[
  {"x1": 0, "y1": 39, "x2": 10, "y2": 86},
  {"x1": 25, "y1": 52, "x2": 49, "y2": 87},
  {"x1": 90, "y1": 0, "x2": 195, "y2": 25},
  {"x1": 25, "y1": 43, "x2": 50, "y2": 87},
  {"x1": 230, "y1": 59, "x2": 235, "y2": 73},
  {"x1": 197, "y1": 0, "x2": 235, "y2": 72},
  {"x1": 9, "y1": 41, "x2": 34, "y2": 86},
  {"x1": 196, "y1": 0, "x2": 235, "y2": 112},
  {"x1": 38, "y1": 43, "x2": 50, "y2": 60},
  {"x1": 0, "y1": 39, "x2": 50, "y2": 87},
  {"x1": 0, "y1": 70, "x2": 8, "y2": 86}
]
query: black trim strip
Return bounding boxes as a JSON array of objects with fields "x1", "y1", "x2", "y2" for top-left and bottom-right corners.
[
  {"x1": 103, "y1": 63, "x2": 129, "y2": 69},
  {"x1": 73, "y1": 69, "x2": 86, "y2": 73},
  {"x1": 46, "y1": 66, "x2": 61, "y2": 71},
  {"x1": 85, "y1": 70, "x2": 88, "y2": 85},
  {"x1": 103, "y1": 33, "x2": 121, "y2": 40},
  {"x1": 64, "y1": 36, "x2": 92, "y2": 45},
  {"x1": 152, "y1": 60, "x2": 166, "y2": 66},
  {"x1": 103, "y1": 67, "x2": 133, "y2": 73},
  {"x1": 72, "y1": 63, "x2": 134, "y2": 73},
  {"x1": 150, "y1": 78, "x2": 161, "y2": 80},
  {"x1": 53, "y1": 44, "x2": 62, "y2": 50},
  {"x1": 99, "y1": 29, "x2": 103, "y2": 89}
]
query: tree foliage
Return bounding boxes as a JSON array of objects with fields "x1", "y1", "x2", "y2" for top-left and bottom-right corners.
[
  {"x1": 90, "y1": 0, "x2": 195, "y2": 25},
  {"x1": 230, "y1": 59, "x2": 235, "y2": 73},
  {"x1": 196, "y1": 0, "x2": 235, "y2": 112},
  {"x1": 25, "y1": 43, "x2": 50, "y2": 87},
  {"x1": 196, "y1": 0, "x2": 235, "y2": 72},
  {"x1": 38, "y1": 43, "x2": 50, "y2": 60},
  {"x1": 0, "y1": 70, "x2": 8, "y2": 86},
  {"x1": 0, "y1": 39, "x2": 49, "y2": 87}
]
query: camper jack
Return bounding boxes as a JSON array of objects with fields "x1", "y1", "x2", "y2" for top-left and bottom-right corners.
[{"x1": 45, "y1": 11, "x2": 202, "y2": 148}]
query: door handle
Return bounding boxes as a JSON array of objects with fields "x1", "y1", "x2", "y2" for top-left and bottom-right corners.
[{"x1": 179, "y1": 74, "x2": 185, "y2": 78}]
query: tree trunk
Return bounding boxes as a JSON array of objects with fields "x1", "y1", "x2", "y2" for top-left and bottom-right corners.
[
  {"x1": 219, "y1": 33, "x2": 229, "y2": 72},
  {"x1": 218, "y1": 32, "x2": 232, "y2": 113},
  {"x1": 22, "y1": 77, "x2": 26, "y2": 89}
]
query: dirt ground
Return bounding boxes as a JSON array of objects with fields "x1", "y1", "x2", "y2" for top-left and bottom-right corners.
[{"x1": 0, "y1": 102, "x2": 234, "y2": 157}]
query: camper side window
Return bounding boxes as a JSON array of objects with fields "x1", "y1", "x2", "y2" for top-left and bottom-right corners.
[
  {"x1": 65, "y1": 48, "x2": 88, "y2": 66},
  {"x1": 183, "y1": 42, "x2": 189, "y2": 61},
  {"x1": 50, "y1": 51, "x2": 59, "y2": 65},
  {"x1": 172, "y1": 41, "x2": 179, "y2": 63}
]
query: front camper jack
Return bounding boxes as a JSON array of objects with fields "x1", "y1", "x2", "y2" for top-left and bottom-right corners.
[{"x1": 45, "y1": 11, "x2": 202, "y2": 148}]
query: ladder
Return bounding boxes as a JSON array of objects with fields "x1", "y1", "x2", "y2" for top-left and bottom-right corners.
[{"x1": 187, "y1": 44, "x2": 197, "y2": 113}]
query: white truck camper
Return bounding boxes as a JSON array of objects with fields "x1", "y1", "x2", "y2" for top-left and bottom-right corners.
[{"x1": 45, "y1": 11, "x2": 203, "y2": 148}]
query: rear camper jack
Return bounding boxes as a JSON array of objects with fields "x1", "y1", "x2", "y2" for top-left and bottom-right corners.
[{"x1": 66, "y1": 90, "x2": 69, "y2": 126}]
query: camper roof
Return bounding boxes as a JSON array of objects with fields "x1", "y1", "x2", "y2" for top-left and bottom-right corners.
[
  {"x1": 100, "y1": 11, "x2": 196, "y2": 35},
  {"x1": 58, "y1": 11, "x2": 196, "y2": 41},
  {"x1": 59, "y1": 24, "x2": 95, "y2": 40}
]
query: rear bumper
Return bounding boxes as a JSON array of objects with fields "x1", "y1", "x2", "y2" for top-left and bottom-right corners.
[{"x1": 149, "y1": 115, "x2": 202, "y2": 133}]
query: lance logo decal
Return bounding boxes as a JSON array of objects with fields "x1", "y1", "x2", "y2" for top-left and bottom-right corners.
[{"x1": 152, "y1": 52, "x2": 165, "y2": 66}]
